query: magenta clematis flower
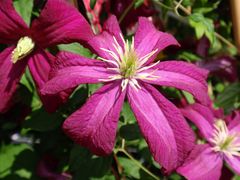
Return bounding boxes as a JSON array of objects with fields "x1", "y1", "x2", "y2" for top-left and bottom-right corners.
[
  {"x1": 0, "y1": 0, "x2": 93, "y2": 113},
  {"x1": 41, "y1": 15, "x2": 209, "y2": 172},
  {"x1": 177, "y1": 103, "x2": 240, "y2": 179}
]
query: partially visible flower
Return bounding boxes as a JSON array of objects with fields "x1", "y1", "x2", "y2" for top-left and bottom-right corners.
[
  {"x1": 177, "y1": 103, "x2": 240, "y2": 179},
  {"x1": 167, "y1": 36, "x2": 238, "y2": 82},
  {"x1": 196, "y1": 37, "x2": 238, "y2": 82},
  {"x1": 37, "y1": 155, "x2": 71, "y2": 180},
  {"x1": 41, "y1": 15, "x2": 209, "y2": 172},
  {"x1": 0, "y1": 0, "x2": 93, "y2": 113},
  {"x1": 196, "y1": 56, "x2": 238, "y2": 82}
]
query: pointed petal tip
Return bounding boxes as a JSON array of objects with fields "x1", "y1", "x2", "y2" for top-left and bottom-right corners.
[
  {"x1": 127, "y1": 83, "x2": 195, "y2": 173},
  {"x1": 62, "y1": 83, "x2": 125, "y2": 156}
]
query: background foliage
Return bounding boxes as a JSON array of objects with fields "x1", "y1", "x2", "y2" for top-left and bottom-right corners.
[{"x1": 0, "y1": 0, "x2": 239, "y2": 179}]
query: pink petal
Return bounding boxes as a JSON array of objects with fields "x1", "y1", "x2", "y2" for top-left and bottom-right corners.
[
  {"x1": 224, "y1": 155, "x2": 240, "y2": 174},
  {"x1": 181, "y1": 103, "x2": 214, "y2": 140},
  {"x1": 63, "y1": 82, "x2": 125, "y2": 155},
  {"x1": 28, "y1": 49, "x2": 70, "y2": 112},
  {"x1": 196, "y1": 36, "x2": 210, "y2": 57},
  {"x1": 127, "y1": 83, "x2": 195, "y2": 173},
  {"x1": 197, "y1": 56, "x2": 238, "y2": 82},
  {"x1": 49, "y1": 51, "x2": 107, "y2": 76},
  {"x1": 0, "y1": 46, "x2": 28, "y2": 113},
  {"x1": 143, "y1": 61, "x2": 210, "y2": 105},
  {"x1": 0, "y1": 0, "x2": 29, "y2": 44},
  {"x1": 31, "y1": 0, "x2": 93, "y2": 48},
  {"x1": 177, "y1": 144, "x2": 223, "y2": 180},
  {"x1": 101, "y1": 15, "x2": 123, "y2": 46},
  {"x1": 28, "y1": 49, "x2": 53, "y2": 89},
  {"x1": 41, "y1": 52, "x2": 112, "y2": 95},
  {"x1": 88, "y1": 15, "x2": 124, "y2": 61},
  {"x1": 134, "y1": 17, "x2": 179, "y2": 65},
  {"x1": 227, "y1": 111, "x2": 240, "y2": 132}
]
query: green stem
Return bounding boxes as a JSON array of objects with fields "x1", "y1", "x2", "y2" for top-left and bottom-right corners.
[
  {"x1": 172, "y1": 0, "x2": 236, "y2": 49},
  {"x1": 115, "y1": 148, "x2": 160, "y2": 180},
  {"x1": 174, "y1": 0, "x2": 183, "y2": 16},
  {"x1": 119, "y1": 0, "x2": 135, "y2": 24},
  {"x1": 215, "y1": 32, "x2": 236, "y2": 49},
  {"x1": 152, "y1": 0, "x2": 173, "y2": 10},
  {"x1": 153, "y1": 0, "x2": 237, "y2": 49}
]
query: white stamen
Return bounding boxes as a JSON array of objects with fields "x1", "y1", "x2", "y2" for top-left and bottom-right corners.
[
  {"x1": 210, "y1": 120, "x2": 240, "y2": 158},
  {"x1": 120, "y1": 33, "x2": 126, "y2": 47},
  {"x1": 121, "y1": 79, "x2": 129, "y2": 91},
  {"x1": 131, "y1": 36, "x2": 135, "y2": 50},
  {"x1": 112, "y1": 36, "x2": 124, "y2": 61},
  {"x1": 99, "y1": 74, "x2": 122, "y2": 82},
  {"x1": 98, "y1": 57, "x2": 119, "y2": 67},
  {"x1": 112, "y1": 43, "x2": 124, "y2": 61},
  {"x1": 129, "y1": 80, "x2": 139, "y2": 92},
  {"x1": 98, "y1": 34, "x2": 160, "y2": 92},
  {"x1": 100, "y1": 48, "x2": 120, "y2": 63},
  {"x1": 137, "y1": 61, "x2": 160, "y2": 73},
  {"x1": 138, "y1": 49, "x2": 158, "y2": 67},
  {"x1": 131, "y1": 79, "x2": 141, "y2": 89},
  {"x1": 106, "y1": 67, "x2": 120, "y2": 73}
]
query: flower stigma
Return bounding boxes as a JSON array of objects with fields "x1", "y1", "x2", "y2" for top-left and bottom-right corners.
[
  {"x1": 12, "y1": 36, "x2": 35, "y2": 63},
  {"x1": 98, "y1": 34, "x2": 159, "y2": 91},
  {"x1": 209, "y1": 120, "x2": 240, "y2": 158}
]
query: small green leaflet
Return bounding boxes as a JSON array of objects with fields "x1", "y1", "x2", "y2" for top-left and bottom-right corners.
[{"x1": 188, "y1": 13, "x2": 216, "y2": 44}]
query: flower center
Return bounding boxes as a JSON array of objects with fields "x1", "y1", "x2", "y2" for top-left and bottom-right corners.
[
  {"x1": 12, "y1": 36, "x2": 35, "y2": 63},
  {"x1": 119, "y1": 42, "x2": 138, "y2": 79},
  {"x1": 98, "y1": 34, "x2": 158, "y2": 91},
  {"x1": 210, "y1": 120, "x2": 240, "y2": 158}
]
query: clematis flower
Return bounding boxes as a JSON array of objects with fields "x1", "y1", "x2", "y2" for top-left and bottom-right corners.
[
  {"x1": 196, "y1": 56, "x2": 238, "y2": 82},
  {"x1": 196, "y1": 37, "x2": 238, "y2": 82},
  {"x1": 177, "y1": 103, "x2": 240, "y2": 179},
  {"x1": 0, "y1": 0, "x2": 93, "y2": 113},
  {"x1": 41, "y1": 15, "x2": 209, "y2": 172}
]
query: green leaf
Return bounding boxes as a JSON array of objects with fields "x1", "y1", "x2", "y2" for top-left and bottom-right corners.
[
  {"x1": 20, "y1": 68, "x2": 35, "y2": 93},
  {"x1": 119, "y1": 123, "x2": 141, "y2": 141},
  {"x1": 182, "y1": 0, "x2": 192, "y2": 6},
  {"x1": 189, "y1": 13, "x2": 216, "y2": 44},
  {"x1": 69, "y1": 145, "x2": 112, "y2": 180},
  {"x1": 13, "y1": 0, "x2": 33, "y2": 26},
  {"x1": 134, "y1": 0, "x2": 144, "y2": 8},
  {"x1": 58, "y1": 43, "x2": 93, "y2": 58},
  {"x1": 0, "y1": 144, "x2": 30, "y2": 178},
  {"x1": 177, "y1": 51, "x2": 201, "y2": 62},
  {"x1": 169, "y1": 173, "x2": 182, "y2": 180},
  {"x1": 234, "y1": 175, "x2": 240, "y2": 180},
  {"x1": 118, "y1": 157, "x2": 140, "y2": 179},
  {"x1": 90, "y1": 0, "x2": 97, "y2": 9},
  {"x1": 121, "y1": 102, "x2": 136, "y2": 124},
  {"x1": 90, "y1": 174, "x2": 115, "y2": 180},
  {"x1": 20, "y1": 68, "x2": 42, "y2": 110},
  {"x1": 216, "y1": 83, "x2": 240, "y2": 113},
  {"x1": 23, "y1": 108, "x2": 63, "y2": 131},
  {"x1": 193, "y1": 1, "x2": 220, "y2": 14},
  {"x1": 88, "y1": 84, "x2": 102, "y2": 96},
  {"x1": 182, "y1": 91, "x2": 194, "y2": 104}
]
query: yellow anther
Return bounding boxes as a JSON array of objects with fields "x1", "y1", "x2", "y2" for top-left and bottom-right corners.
[{"x1": 12, "y1": 36, "x2": 35, "y2": 63}]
